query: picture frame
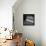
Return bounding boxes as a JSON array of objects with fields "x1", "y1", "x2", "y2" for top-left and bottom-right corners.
[{"x1": 23, "y1": 14, "x2": 35, "y2": 26}]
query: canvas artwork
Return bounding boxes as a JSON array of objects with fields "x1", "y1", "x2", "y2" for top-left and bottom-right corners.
[{"x1": 23, "y1": 14, "x2": 35, "y2": 26}]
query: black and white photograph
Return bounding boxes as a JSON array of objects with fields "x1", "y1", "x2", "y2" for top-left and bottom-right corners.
[{"x1": 23, "y1": 14, "x2": 35, "y2": 25}]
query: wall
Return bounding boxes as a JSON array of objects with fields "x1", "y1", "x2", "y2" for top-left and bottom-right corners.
[
  {"x1": 41, "y1": 0, "x2": 46, "y2": 46},
  {"x1": 0, "y1": 0, "x2": 16, "y2": 30},
  {"x1": 13, "y1": 0, "x2": 41, "y2": 46}
]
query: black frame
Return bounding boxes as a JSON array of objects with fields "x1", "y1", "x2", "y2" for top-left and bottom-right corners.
[{"x1": 23, "y1": 14, "x2": 35, "y2": 26}]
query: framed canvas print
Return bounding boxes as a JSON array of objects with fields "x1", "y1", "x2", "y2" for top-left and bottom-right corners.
[{"x1": 23, "y1": 14, "x2": 35, "y2": 26}]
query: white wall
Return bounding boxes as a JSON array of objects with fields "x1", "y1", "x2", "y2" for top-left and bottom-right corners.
[
  {"x1": 41, "y1": 0, "x2": 46, "y2": 46},
  {"x1": 13, "y1": 0, "x2": 41, "y2": 46},
  {"x1": 0, "y1": 0, "x2": 16, "y2": 30}
]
